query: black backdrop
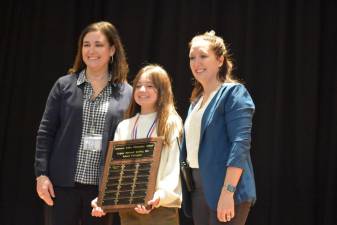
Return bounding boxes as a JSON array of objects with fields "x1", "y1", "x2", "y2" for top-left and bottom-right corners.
[{"x1": 1, "y1": 0, "x2": 337, "y2": 225}]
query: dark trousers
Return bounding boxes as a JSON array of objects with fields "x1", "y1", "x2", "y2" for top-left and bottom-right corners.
[
  {"x1": 46, "y1": 183, "x2": 110, "y2": 225},
  {"x1": 191, "y1": 169, "x2": 251, "y2": 225}
]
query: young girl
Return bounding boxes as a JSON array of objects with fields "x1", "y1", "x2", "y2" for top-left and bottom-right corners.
[{"x1": 92, "y1": 64, "x2": 182, "y2": 225}]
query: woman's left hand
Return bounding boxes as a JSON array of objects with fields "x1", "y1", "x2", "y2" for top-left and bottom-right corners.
[
  {"x1": 134, "y1": 196, "x2": 160, "y2": 214},
  {"x1": 217, "y1": 189, "x2": 235, "y2": 222},
  {"x1": 91, "y1": 197, "x2": 106, "y2": 217}
]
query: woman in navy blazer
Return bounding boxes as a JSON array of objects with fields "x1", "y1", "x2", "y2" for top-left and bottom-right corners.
[
  {"x1": 34, "y1": 21, "x2": 132, "y2": 225},
  {"x1": 181, "y1": 31, "x2": 256, "y2": 225}
]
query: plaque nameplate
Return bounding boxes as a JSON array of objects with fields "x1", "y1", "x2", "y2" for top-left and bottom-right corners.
[{"x1": 98, "y1": 137, "x2": 163, "y2": 212}]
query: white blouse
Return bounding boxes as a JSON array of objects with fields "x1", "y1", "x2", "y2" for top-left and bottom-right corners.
[{"x1": 184, "y1": 87, "x2": 220, "y2": 168}]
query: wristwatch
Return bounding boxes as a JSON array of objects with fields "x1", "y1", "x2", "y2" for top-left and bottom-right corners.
[{"x1": 223, "y1": 184, "x2": 236, "y2": 193}]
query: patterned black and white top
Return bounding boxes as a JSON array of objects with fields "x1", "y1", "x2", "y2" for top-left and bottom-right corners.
[{"x1": 74, "y1": 70, "x2": 112, "y2": 185}]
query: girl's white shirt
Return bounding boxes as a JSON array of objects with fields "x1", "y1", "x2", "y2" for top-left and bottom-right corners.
[{"x1": 114, "y1": 112, "x2": 182, "y2": 208}]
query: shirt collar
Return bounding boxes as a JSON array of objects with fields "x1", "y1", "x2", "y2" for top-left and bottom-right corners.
[
  {"x1": 76, "y1": 70, "x2": 87, "y2": 86},
  {"x1": 76, "y1": 69, "x2": 112, "y2": 86}
]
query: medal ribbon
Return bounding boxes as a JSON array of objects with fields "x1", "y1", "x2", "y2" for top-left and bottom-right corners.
[{"x1": 132, "y1": 114, "x2": 157, "y2": 139}]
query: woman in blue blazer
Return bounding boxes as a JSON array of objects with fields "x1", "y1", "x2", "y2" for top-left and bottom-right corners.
[{"x1": 181, "y1": 31, "x2": 256, "y2": 225}]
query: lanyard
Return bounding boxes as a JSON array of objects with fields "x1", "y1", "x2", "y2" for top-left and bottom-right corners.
[
  {"x1": 87, "y1": 84, "x2": 108, "y2": 134},
  {"x1": 132, "y1": 114, "x2": 157, "y2": 139},
  {"x1": 87, "y1": 84, "x2": 102, "y2": 134},
  {"x1": 88, "y1": 100, "x2": 98, "y2": 134}
]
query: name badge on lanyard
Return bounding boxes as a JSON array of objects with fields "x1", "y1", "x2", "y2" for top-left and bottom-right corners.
[
  {"x1": 83, "y1": 134, "x2": 102, "y2": 152},
  {"x1": 84, "y1": 95, "x2": 104, "y2": 152}
]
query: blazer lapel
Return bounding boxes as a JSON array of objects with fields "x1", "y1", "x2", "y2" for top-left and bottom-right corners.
[{"x1": 200, "y1": 85, "x2": 226, "y2": 141}]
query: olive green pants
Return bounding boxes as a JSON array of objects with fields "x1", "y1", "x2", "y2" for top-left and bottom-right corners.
[{"x1": 119, "y1": 207, "x2": 179, "y2": 225}]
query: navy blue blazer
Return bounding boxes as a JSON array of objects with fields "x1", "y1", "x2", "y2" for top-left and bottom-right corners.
[
  {"x1": 181, "y1": 83, "x2": 256, "y2": 215},
  {"x1": 34, "y1": 74, "x2": 132, "y2": 187}
]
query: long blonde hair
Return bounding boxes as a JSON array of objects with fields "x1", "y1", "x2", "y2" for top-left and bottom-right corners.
[
  {"x1": 189, "y1": 31, "x2": 238, "y2": 102},
  {"x1": 126, "y1": 64, "x2": 182, "y2": 147}
]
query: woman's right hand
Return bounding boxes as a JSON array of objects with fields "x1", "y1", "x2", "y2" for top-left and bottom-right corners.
[
  {"x1": 36, "y1": 175, "x2": 55, "y2": 206},
  {"x1": 91, "y1": 197, "x2": 106, "y2": 217}
]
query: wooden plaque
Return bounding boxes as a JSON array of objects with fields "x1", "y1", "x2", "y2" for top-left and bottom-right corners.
[{"x1": 97, "y1": 137, "x2": 163, "y2": 212}]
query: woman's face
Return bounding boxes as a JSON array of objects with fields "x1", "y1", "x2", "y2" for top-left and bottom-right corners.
[
  {"x1": 134, "y1": 73, "x2": 158, "y2": 114},
  {"x1": 189, "y1": 38, "x2": 223, "y2": 85},
  {"x1": 82, "y1": 31, "x2": 115, "y2": 75}
]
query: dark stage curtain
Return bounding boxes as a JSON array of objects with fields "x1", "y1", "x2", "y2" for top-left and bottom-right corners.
[{"x1": 0, "y1": 0, "x2": 336, "y2": 225}]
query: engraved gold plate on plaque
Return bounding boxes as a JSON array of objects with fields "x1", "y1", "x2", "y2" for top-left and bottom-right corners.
[{"x1": 97, "y1": 137, "x2": 163, "y2": 212}]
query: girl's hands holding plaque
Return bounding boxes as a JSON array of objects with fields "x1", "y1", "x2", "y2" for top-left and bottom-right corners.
[{"x1": 134, "y1": 196, "x2": 160, "y2": 214}]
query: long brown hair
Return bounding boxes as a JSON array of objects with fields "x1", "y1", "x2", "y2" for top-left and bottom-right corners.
[
  {"x1": 126, "y1": 64, "x2": 182, "y2": 147},
  {"x1": 189, "y1": 31, "x2": 238, "y2": 102},
  {"x1": 68, "y1": 21, "x2": 128, "y2": 83}
]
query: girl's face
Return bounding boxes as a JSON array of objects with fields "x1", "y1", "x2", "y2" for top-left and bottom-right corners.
[
  {"x1": 189, "y1": 38, "x2": 223, "y2": 86},
  {"x1": 82, "y1": 31, "x2": 115, "y2": 75},
  {"x1": 134, "y1": 73, "x2": 158, "y2": 114}
]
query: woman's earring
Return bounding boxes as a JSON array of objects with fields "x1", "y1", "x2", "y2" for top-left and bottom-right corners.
[{"x1": 110, "y1": 55, "x2": 114, "y2": 64}]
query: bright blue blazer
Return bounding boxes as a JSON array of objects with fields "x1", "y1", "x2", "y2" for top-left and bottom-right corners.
[{"x1": 181, "y1": 83, "x2": 256, "y2": 215}]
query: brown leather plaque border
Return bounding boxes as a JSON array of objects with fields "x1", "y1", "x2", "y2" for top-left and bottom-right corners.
[{"x1": 98, "y1": 137, "x2": 163, "y2": 212}]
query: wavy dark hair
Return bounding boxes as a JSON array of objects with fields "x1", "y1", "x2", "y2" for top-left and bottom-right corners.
[{"x1": 68, "y1": 21, "x2": 128, "y2": 83}]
